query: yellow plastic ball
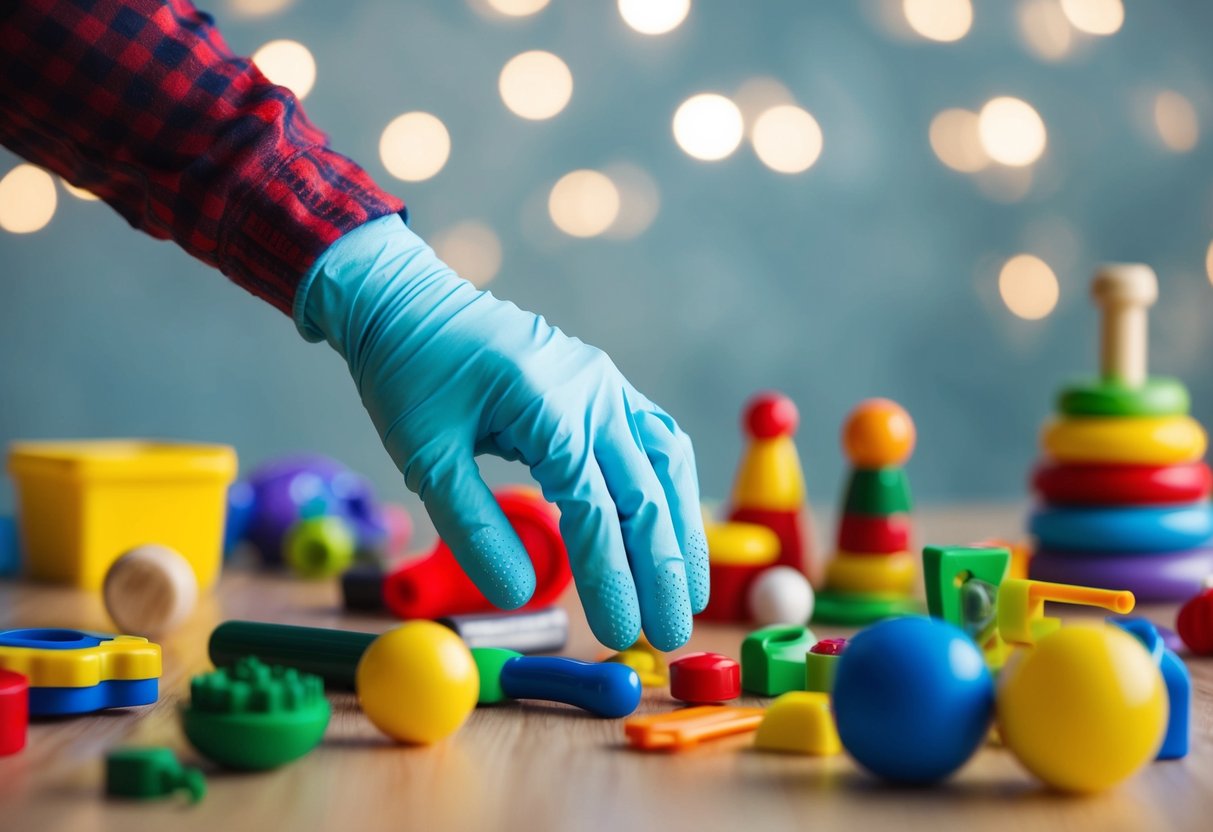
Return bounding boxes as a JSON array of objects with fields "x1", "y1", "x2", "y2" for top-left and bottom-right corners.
[
  {"x1": 842, "y1": 398, "x2": 916, "y2": 468},
  {"x1": 997, "y1": 624, "x2": 1167, "y2": 793},
  {"x1": 356, "y1": 621, "x2": 479, "y2": 744}
]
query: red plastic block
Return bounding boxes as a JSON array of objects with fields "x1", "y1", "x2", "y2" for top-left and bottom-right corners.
[
  {"x1": 727, "y1": 507, "x2": 809, "y2": 574},
  {"x1": 698, "y1": 562, "x2": 765, "y2": 622},
  {"x1": 1032, "y1": 462, "x2": 1212, "y2": 507},
  {"x1": 384, "y1": 490, "x2": 571, "y2": 619},
  {"x1": 669, "y1": 652, "x2": 741, "y2": 704},
  {"x1": 1177, "y1": 588, "x2": 1213, "y2": 656},
  {"x1": 837, "y1": 514, "x2": 910, "y2": 553},
  {"x1": 0, "y1": 670, "x2": 28, "y2": 756}
]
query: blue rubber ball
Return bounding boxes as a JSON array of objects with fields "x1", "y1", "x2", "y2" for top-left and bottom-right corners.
[{"x1": 833, "y1": 616, "x2": 994, "y2": 784}]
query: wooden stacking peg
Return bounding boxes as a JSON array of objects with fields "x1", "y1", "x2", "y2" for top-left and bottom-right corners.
[{"x1": 1091, "y1": 264, "x2": 1158, "y2": 387}]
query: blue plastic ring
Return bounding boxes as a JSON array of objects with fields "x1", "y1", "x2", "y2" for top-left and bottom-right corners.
[{"x1": 1029, "y1": 503, "x2": 1213, "y2": 553}]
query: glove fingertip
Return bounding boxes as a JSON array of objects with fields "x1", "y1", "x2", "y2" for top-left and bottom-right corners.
[
  {"x1": 466, "y1": 524, "x2": 536, "y2": 610},
  {"x1": 584, "y1": 570, "x2": 642, "y2": 651},
  {"x1": 685, "y1": 527, "x2": 711, "y2": 615}
]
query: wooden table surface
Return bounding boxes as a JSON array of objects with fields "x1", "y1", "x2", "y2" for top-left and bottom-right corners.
[{"x1": 1, "y1": 505, "x2": 1210, "y2": 832}]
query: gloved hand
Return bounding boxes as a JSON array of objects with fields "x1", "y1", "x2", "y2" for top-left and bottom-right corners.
[{"x1": 295, "y1": 214, "x2": 708, "y2": 650}]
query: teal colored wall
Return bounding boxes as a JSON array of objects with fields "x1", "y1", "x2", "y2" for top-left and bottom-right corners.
[{"x1": 2, "y1": 0, "x2": 1211, "y2": 521}]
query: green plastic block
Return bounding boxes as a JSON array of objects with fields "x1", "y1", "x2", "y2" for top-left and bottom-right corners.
[
  {"x1": 922, "y1": 545, "x2": 1010, "y2": 642},
  {"x1": 106, "y1": 747, "x2": 205, "y2": 802},
  {"x1": 471, "y1": 647, "x2": 522, "y2": 705},
  {"x1": 805, "y1": 647, "x2": 842, "y2": 694},
  {"x1": 843, "y1": 468, "x2": 912, "y2": 515},
  {"x1": 1057, "y1": 376, "x2": 1189, "y2": 418},
  {"x1": 811, "y1": 591, "x2": 919, "y2": 626},
  {"x1": 741, "y1": 625, "x2": 816, "y2": 696},
  {"x1": 182, "y1": 656, "x2": 330, "y2": 771}
]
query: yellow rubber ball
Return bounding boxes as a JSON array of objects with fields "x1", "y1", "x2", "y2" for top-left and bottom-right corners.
[
  {"x1": 997, "y1": 624, "x2": 1167, "y2": 793},
  {"x1": 356, "y1": 621, "x2": 479, "y2": 744}
]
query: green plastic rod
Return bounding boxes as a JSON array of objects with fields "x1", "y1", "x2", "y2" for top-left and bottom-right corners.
[{"x1": 208, "y1": 620, "x2": 378, "y2": 689}]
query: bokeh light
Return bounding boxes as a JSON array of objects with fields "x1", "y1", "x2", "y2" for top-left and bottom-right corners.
[
  {"x1": 902, "y1": 0, "x2": 972, "y2": 43},
  {"x1": 618, "y1": 0, "x2": 690, "y2": 35},
  {"x1": 733, "y1": 77, "x2": 795, "y2": 124},
  {"x1": 252, "y1": 40, "x2": 317, "y2": 100},
  {"x1": 483, "y1": 0, "x2": 549, "y2": 16},
  {"x1": 978, "y1": 97, "x2": 1047, "y2": 166},
  {"x1": 379, "y1": 112, "x2": 451, "y2": 182},
  {"x1": 999, "y1": 254, "x2": 1059, "y2": 319},
  {"x1": 60, "y1": 178, "x2": 99, "y2": 201},
  {"x1": 1153, "y1": 91, "x2": 1199, "y2": 153},
  {"x1": 751, "y1": 105, "x2": 823, "y2": 174},
  {"x1": 929, "y1": 109, "x2": 989, "y2": 173},
  {"x1": 0, "y1": 165, "x2": 57, "y2": 234},
  {"x1": 1059, "y1": 0, "x2": 1124, "y2": 35},
  {"x1": 1016, "y1": 0, "x2": 1073, "y2": 62},
  {"x1": 602, "y1": 162, "x2": 660, "y2": 239},
  {"x1": 433, "y1": 221, "x2": 503, "y2": 287},
  {"x1": 1207, "y1": 241, "x2": 1213, "y2": 286},
  {"x1": 548, "y1": 170, "x2": 620, "y2": 238},
  {"x1": 498, "y1": 51, "x2": 573, "y2": 120},
  {"x1": 226, "y1": 0, "x2": 294, "y2": 18},
  {"x1": 673, "y1": 93, "x2": 744, "y2": 161}
]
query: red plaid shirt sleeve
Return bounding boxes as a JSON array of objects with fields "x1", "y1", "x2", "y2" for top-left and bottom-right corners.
[{"x1": 0, "y1": 0, "x2": 405, "y2": 314}]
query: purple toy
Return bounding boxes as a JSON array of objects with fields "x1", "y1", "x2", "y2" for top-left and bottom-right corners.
[
  {"x1": 241, "y1": 455, "x2": 388, "y2": 566},
  {"x1": 1031, "y1": 547, "x2": 1213, "y2": 603}
]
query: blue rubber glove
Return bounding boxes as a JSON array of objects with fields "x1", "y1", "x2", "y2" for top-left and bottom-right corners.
[{"x1": 295, "y1": 214, "x2": 708, "y2": 650}]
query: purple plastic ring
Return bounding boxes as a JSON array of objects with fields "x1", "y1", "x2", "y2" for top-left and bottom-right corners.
[{"x1": 1030, "y1": 547, "x2": 1213, "y2": 603}]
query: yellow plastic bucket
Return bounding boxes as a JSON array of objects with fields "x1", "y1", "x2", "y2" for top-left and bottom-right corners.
[{"x1": 7, "y1": 440, "x2": 237, "y2": 589}]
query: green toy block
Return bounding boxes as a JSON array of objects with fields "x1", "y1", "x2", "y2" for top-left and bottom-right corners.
[
  {"x1": 106, "y1": 747, "x2": 205, "y2": 802},
  {"x1": 1057, "y1": 376, "x2": 1189, "y2": 418},
  {"x1": 471, "y1": 647, "x2": 522, "y2": 705},
  {"x1": 182, "y1": 656, "x2": 330, "y2": 771},
  {"x1": 811, "y1": 591, "x2": 919, "y2": 626},
  {"x1": 922, "y1": 545, "x2": 1010, "y2": 642},
  {"x1": 741, "y1": 625, "x2": 816, "y2": 696},
  {"x1": 843, "y1": 468, "x2": 912, "y2": 515}
]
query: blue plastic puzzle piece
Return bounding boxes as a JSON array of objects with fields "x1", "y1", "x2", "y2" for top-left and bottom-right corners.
[
  {"x1": 1111, "y1": 617, "x2": 1190, "y2": 760},
  {"x1": 29, "y1": 678, "x2": 159, "y2": 716},
  {"x1": 0, "y1": 628, "x2": 108, "y2": 650}
]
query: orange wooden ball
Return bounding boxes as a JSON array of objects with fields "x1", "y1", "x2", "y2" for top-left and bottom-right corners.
[{"x1": 842, "y1": 399, "x2": 916, "y2": 467}]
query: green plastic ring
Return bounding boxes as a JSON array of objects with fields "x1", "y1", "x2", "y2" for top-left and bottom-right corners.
[
  {"x1": 842, "y1": 468, "x2": 912, "y2": 515},
  {"x1": 1057, "y1": 377, "x2": 1190, "y2": 418},
  {"x1": 810, "y1": 591, "x2": 920, "y2": 626}
]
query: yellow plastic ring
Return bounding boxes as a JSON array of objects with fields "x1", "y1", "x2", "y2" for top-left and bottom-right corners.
[
  {"x1": 705, "y1": 522, "x2": 780, "y2": 566},
  {"x1": 1042, "y1": 415, "x2": 1207, "y2": 465},
  {"x1": 825, "y1": 551, "x2": 915, "y2": 594}
]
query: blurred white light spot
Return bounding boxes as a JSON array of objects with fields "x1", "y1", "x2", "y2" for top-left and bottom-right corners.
[
  {"x1": 227, "y1": 0, "x2": 294, "y2": 18},
  {"x1": 902, "y1": 0, "x2": 972, "y2": 42},
  {"x1": 433, "y1": 221, "x2": 503, "y2": 288},
  {"x1": 60, "y1": 178, "x2": 99, "y2": 201},
  {"x1": 379, "y1": 112, "x2": 451, "y2": 182},
  {"x1": 602, "y1": 162, "x2": 660, "y2": 239},
  {"x1": 733, "y1": 77, "x2": 795, "y2": 124},
  {"x1": 673, "y1": 93, "x2": 743, "y2": 162},
  {"x1": 548, "y1": 170, "x2": 620, "y2": 238},
  {"x1": 979, "y1": 96, "x2": 1047, "y2": 166},
  {"x1": 1207, "y1": 241, "x2": 1213, "y2": 286},
  {"x1": 498, "y1": 51, "x2": 573, "y2": 120},
  {"x1": 252, "y1": 40, "x2": 316, "y2": 100},
  {"x1": 929, "y1": 108, "x2": 989, "y2": 173},
  {"x1": 484, "y1": 0, "x2": 549, "y2": 16},
  {"x1": 1060, "y1": 0, "x2": 1123, "y2": 35},
  {"x1": 751, "y1": 105, "x2": 823, "y2": 174},
  {"x1": 1153, "y1": 91, "x2": 1199, "y2": 153},
  {"x1": 618, "y1": 0, "x2": 690, "y2": 35},
  {"x1": 0, "y1": 165, "x2": 57, "y2": 234},
  {"x1": 1016, "y1": 0, "x2": 1073, "y2": 61},
  {"x1": 999, "y1": 254, "x2": 1059, "y2": 319}
]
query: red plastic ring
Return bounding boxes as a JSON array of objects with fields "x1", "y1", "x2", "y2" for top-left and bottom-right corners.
[{"x1": 1031, "y1": 461, "x2": 1212, "y2": 506}]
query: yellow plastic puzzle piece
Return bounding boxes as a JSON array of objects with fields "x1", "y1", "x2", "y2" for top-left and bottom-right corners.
[
  {"x1": 997, "y1": 579, "x2": 1135, "y2": 647},
  {"x1": 705, "y1": 522, "x2": 780, "y2": 566},
  {"x1": 0, "y1": 633, "x2": 161, "y2": 687},
  {"x1": 604, "y1": 637, "x2": 668, "y2": 688},
  {"x1": 753, "y1": 691, "x2": 841, "y2": 756}
]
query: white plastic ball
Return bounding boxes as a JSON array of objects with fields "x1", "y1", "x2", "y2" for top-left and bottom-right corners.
[{"x1": 747, "y1": 566, "x2": 815, "y2": 625}]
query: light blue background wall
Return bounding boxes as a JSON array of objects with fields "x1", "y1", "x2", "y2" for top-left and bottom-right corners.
[{"x1": 2, "y1": 0, "x2": 1212, "y2": 522}]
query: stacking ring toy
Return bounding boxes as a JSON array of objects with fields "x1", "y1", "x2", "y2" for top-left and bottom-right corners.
[
  {"x1": 825, "y1": 552, "x2": 914, "y2": 594},
  {"x1": 837, "y1": 514, "x2": 911, "y2": 553},
  {"x1": 1057, "y1": 377, "x2": 1190, "y2": 418},
  {"x1": 1041, "y1": 416, "x2": 1206, "y2": 465},
  {"x1": 1032, "y1": 462, "x2": 1212, "y2": 506},
  {"x1": 1029, "y1": 504, "x2": 1213, "y2": 553},
  {"x1": 1030, "y1": 548, "x2": 1213, "y2": 604}
]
